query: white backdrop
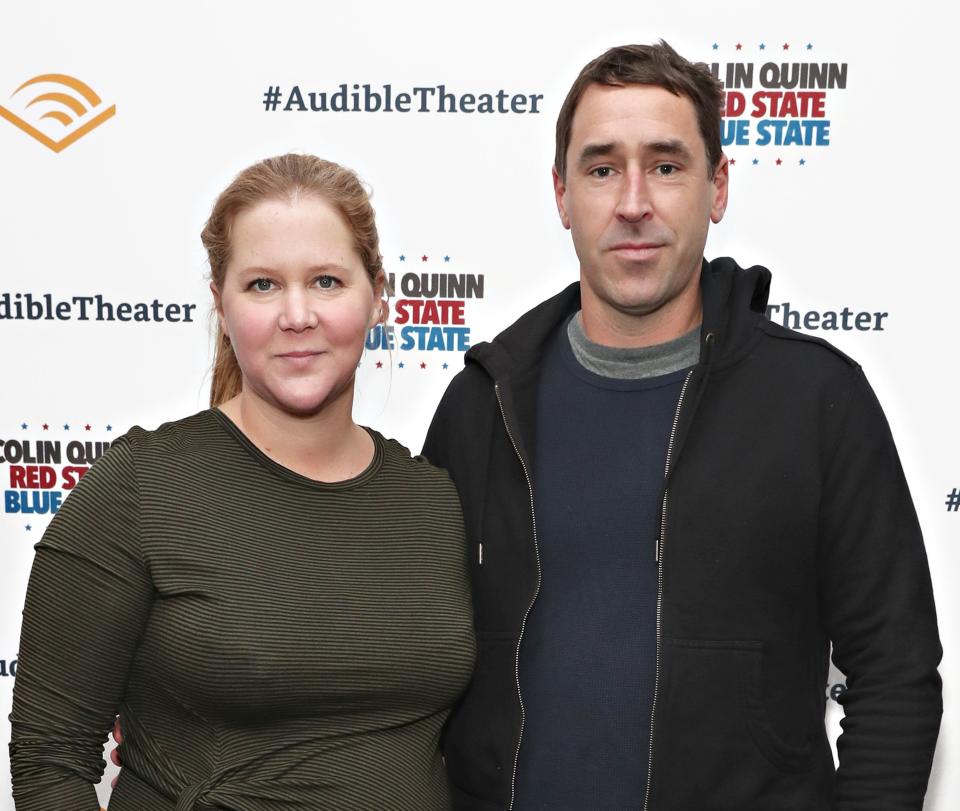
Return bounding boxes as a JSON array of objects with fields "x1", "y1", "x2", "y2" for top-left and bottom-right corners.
[{"x1": 1, "y1": 1, "x2": 956, "y2": 808}]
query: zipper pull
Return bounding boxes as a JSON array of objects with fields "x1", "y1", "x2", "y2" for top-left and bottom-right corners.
[{"x1": 702, "y1": 330, "x2": 716, "y2": 363}]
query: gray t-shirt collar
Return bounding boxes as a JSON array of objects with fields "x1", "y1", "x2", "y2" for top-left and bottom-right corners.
[{"x1": 566, "y1": 311, "x2": 700, "y2": 380}]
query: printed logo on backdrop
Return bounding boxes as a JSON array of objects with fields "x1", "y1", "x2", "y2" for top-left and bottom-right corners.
[
  {"x1": 363, "y1": 255, "x2": 483, "y2": 372},
  {"x1": 2, "y1": 422, "x2": 113, "y2": 526},
  {"x1": 766, "y1": 302, "x2": 889, "y2": 332},
  {"x1": 0, "y1": 658, "x2": 15, "y2": 677},
  {"x1": 0, "y1": 293, "x2": 197, "y2": 323},
  {"x1": 705, "y1": 42, "x2": 848, "y2": 168},
  {"x1": 0, "y1": 73, "x2": 115, "y2": 153},
  {"x1": 263, "y1": 84, "x2": 543, "y2": 115}
]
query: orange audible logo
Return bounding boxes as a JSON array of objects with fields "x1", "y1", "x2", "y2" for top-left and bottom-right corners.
[{"x1": 0, "y1": 73, "x2": 115, "y2": 153}]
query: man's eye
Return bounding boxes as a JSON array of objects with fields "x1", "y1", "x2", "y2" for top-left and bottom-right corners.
[
  {"x1": 657, "y1": 164, "x2": 677, "y2": 176},
  {"x1": 591, "y1": 167, "x2": 613, "y2": 178},
  {"x1": 251, "y1": 278, "x2": 273, "y2": 292}
]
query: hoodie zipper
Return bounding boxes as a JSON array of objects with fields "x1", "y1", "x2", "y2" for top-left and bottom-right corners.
[
  {"x1": 643, "y1": 368, "x2": 693, "y2": 811},
  {"x1": 494, "y1": 382, "x2": 541, "y2": 811}
]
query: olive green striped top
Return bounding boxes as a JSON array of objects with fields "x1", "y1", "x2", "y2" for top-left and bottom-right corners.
[{"x1": 9, "y1": 409, "x2": 476, "y2": 810}]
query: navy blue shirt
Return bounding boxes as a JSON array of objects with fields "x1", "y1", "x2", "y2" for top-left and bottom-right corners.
[{"x1": 513, "y1": 324, "x2": 688, "y2": 809}]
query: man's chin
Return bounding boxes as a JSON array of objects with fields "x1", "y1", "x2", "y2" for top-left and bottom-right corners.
[{"x1": 603, "y1": 282, "x2": 671, "y2": 318}]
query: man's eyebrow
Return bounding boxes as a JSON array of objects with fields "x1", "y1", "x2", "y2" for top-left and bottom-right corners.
[
  {"x1": 576, "y1": 138, "x2": 696, "y2": 167},
  {"x1": 647, "y1": 139, "x2": 695, "y2": 161},
  {"x1": 577, "y1": 142, "x2": 617, "y2": 166}
]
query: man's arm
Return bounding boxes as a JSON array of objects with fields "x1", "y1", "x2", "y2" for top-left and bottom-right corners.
[{"x1": 819, "y1": 366, "x2": 942, "y2": 810}]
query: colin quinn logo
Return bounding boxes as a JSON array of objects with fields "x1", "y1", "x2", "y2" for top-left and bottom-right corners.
[
  {"x1": 2, "y1": 423, "x2": 113, "y2": 520},
  {"x1": 0, "y1": 73, "x2": 115, "y2": 153},
  {"x1": 364, "y1": 254, "x2": 484, "y2": 371},
  {"x1": 705, "y1": 42, "x2": 848, "y2": 167}
]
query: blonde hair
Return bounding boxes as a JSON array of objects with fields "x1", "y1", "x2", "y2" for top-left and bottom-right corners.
[{"x1": 201, "y1": 154, "x2": 384, "y2": 406}]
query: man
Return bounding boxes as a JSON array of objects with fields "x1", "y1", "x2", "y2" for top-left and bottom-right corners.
[{"x1": 423, "y1": 41, "x2": 942, "y2": 810}]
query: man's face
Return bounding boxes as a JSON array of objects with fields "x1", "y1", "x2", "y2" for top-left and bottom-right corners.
[{"x1": 554, "y1": 83, "x2": 728, "y2": 343}]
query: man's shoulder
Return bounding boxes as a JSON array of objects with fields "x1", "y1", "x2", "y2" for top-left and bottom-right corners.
[
  {"x1": 434, "y1": 360, "x2": 496, "y2": 415},
  {"x1": 464, "y1": 282, "x2": 581, "y2": 375},
  {"x1": 759, "y1": 318, "x2": 860, "y2": 375},
  {"x1": 748, "y1": 318, "x2": 874, "y2": 410}
]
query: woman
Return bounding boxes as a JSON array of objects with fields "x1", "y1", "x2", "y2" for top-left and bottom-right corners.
[{"x1": 9, "y1": 154, "x2": 476, "y2": 810}]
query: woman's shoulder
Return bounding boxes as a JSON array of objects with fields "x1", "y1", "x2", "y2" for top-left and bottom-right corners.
[
  {"x1": 111, "y1": 408, "x2": 227, "y2": 467},
  {"x1": 118, "y1": 408, "x2": 224, "y2": 457},
  {"x1": 369, "y1": 429, "x2": 457, "y2": 490}
]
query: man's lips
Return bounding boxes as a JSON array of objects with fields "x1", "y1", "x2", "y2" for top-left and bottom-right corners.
[
  {"x1": 609, "y1": 242, "x2": 663, "y2": 251},
  {"x1": 608, "y1": 242, "x2": 664, "y2": 260}
]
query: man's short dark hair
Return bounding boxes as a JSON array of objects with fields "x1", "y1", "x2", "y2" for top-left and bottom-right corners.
[{"x1": 555, "y1": 40, "x2": 724, "y2": 180}]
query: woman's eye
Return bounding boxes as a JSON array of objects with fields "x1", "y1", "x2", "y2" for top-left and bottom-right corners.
[
  {"x1": 252, "y1": 278, "x2": 273, "y2": 292},
  {"x1": 317, "y1": 275, "x2": 338, "y2": 289}
]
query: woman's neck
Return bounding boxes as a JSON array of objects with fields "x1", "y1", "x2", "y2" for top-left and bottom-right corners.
[{"x1": 217, "y1": 389, "x2": 374, "y2": 483}]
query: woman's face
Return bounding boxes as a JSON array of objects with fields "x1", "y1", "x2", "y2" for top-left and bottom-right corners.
[{"x1": 213, "y1": 194, "x2": 381, "y2": 418}]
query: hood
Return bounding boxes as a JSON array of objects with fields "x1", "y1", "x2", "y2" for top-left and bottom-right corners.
[{"x1": 466, "y1": 257, "x2": 771, "y2": 382}]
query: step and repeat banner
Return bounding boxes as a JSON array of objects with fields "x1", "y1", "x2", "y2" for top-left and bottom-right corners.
[{"x1": 1, "y1": 1, "x2": 956, "y2": 808}]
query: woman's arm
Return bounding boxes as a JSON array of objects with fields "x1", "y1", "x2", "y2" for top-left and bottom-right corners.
[{"x1": 9, "y1": 436, "x2": 154, "y2": 811}]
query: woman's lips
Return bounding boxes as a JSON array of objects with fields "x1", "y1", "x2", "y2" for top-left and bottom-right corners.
[{"x1": 276, "y1": 350, "x2": 325, "y2": 365}]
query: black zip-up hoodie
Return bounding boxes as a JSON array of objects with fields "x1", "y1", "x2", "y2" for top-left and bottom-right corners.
[{"x1": 423, "y1": 257, "x2": 942, "y2": 811}]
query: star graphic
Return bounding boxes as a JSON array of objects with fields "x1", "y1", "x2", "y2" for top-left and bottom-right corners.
[
  {"x1": 25, "y1": 525, "x2": 32, "y2": 532},
  {"x1": 799, "y1": 158, "x2": 806, "y2": 166},
  {"x1": 783, "y1": 43, "x2": 790, "y2": 50},
  {"x1": 21, "y1": 422, "x2": 28, "y2": 429},
  {"x1": 63, "y1": 424, "x2": 70, "y2": 431},
  {"x1": 736, "y1": 43, "x2": 743, "y2": 51},
  {"x1": 420, "y1": 362, "x2": 427, "y2": 369},
  {"x1": 442, "y1": 362, "x2": 449, "y2": 370},
  {"x1": 712, "y1": 43, "x2": 718, "y2": 50},
  {"x1": 444, "y1": 255, "x2": 450, "y2": 262},
  {"x1": 752, "y1": 158, "x2": 759, "y2": 165},
  {"x1": 85, "y1": 424, "x2": 91, "y2": 431},
  {"x1": 398, "y1": 362, "x2": 405, "y2": 369},
  {"x1": 775, "y1": 158, "x2": 783, "y2": 166},
  {"x1": 421, "y1": 255, "x2": 428, "y2": 262},
  {"x1": 729, "y1": 158, "x2": 736, "y2": 166},
  {"x1": 42, "y1": 423, "x2": 49, "y2": 430},
  {"x1": 376, "y1": 361, "x2": 383, "y2": 368},
  {"x1": 806, "y1": 43, "x2": 813, "y2": 50},
  {"x1": 106, "y1": 425, "x2": 113, "y2": 432},
  {"x1": 399, "y1": 254, "x2": 406, "y2": 262},
  {"x1": 759, "y1": 42, "x2": 766, "y2": 50}
]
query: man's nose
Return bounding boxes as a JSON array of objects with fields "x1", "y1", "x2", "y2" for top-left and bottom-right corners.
[{"x1": 615, "y1": 171, "x2": 653, "y2": 223}]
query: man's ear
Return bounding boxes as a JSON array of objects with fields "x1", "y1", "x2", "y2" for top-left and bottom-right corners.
[
  {"x1": 710, "y1": 154, "x2": 729, "y2": 224},
  {"x1": 553, "y1": 165, "x2": 571, "y2": 230}
]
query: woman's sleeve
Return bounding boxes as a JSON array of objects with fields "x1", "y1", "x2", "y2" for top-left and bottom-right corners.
[{"x1": 8, "y1": 435, "x2": 154, "y2": 811}]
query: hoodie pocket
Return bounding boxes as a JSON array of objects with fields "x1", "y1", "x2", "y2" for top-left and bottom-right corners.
[{"x1": 653, "y1": 638, "x2": 817, "y2": 810}]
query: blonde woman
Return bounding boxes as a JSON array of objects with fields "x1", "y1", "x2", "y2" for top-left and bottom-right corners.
[{"x1": 10, "y1": 154, "x2": 475, "y2": 810}]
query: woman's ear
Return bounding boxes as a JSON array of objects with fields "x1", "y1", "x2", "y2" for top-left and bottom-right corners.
[{"x1": 210, "y1": 282, "x2": 229, "y2": 339}]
